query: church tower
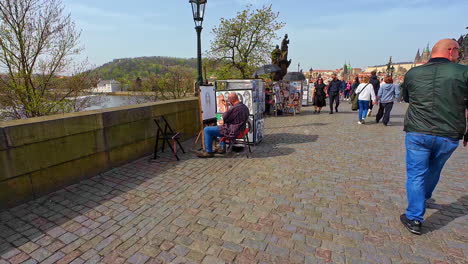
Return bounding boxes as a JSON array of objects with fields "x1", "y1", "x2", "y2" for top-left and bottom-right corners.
[
  {"x1": 414, "y1": 49, "x2": 421, "y2": 64},
  {"x1": 421, "y1": 44, "x2": 431, "y2": 63}
]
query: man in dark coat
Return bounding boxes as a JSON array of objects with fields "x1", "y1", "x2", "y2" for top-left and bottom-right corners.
[
  {"x1": 327, "y1": 73, "x2": 342, "y2": 114},
  {"x1": 368, "y1": 71, "x2": 380, "y2": 116}
]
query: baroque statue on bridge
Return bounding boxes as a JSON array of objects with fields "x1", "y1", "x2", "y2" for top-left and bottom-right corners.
[
  {"x1": 271, "y1": 34, "x2": 292, "y2": 81},
  {"x1": 456, "y1": 27, "x2": 468, "y2": 65}
]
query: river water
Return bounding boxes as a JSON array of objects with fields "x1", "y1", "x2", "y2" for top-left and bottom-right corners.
[{"x1": 84, "y1": 95, "x2": 154, "y2": 111}]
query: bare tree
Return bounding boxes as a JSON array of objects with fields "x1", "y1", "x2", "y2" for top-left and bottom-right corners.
[
  {"x1": 125, "y1": 66, "x2": 195, "y2": 105},
  {"x1": 159, "y1": 66, "x2": 195, "y2": 99},
  {"x1": 0, "y1": 0, "x2": 95, "y2": 120}
]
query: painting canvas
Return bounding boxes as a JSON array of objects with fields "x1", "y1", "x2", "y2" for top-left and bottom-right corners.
[
  {"x1": 200, "y1": 86, "x2": 216, "y2": 120},
  {"x1": 216, "y1": 90, "x2": 254, "y2": 115},
  {"x1": 215, "y1": 91, "x2": 231, "y2": 113}
]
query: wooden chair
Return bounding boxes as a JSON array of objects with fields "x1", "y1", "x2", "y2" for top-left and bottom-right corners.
[{"x1": 153, "y1": 116, "x2": 185, "y2": 161}]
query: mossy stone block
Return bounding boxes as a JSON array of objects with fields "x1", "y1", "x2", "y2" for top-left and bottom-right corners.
[
  {"x1": 0, "y1": 127, "x2": 7, "y2": 150},
  {"x1": 7, "y1": 130, "x2": 105, "y2": 177},
  {"x1": 4, "y1": 113, "x2": 102, "y2": 147},
  {"x1": 30, "y1": 152, "x2": 108, "y2": 197},
  {"x1": 102, "y1": 106, "x2": 152, "y2": 128},
  {"x1": 108, "y1": 138, "x2": 154, "y2": 167},
  {"x1": 0, "y1": 150, "x2": 13, "y2": 181},
  {"x1": 104, "y1": 119, "x2": 155, "y2": 150},
  {"x1": 151, "y1": 103, "x2": 179, "y2": 117},
  {"x1": 0, "y1": 175, "x2": 33, "y2": 209}
]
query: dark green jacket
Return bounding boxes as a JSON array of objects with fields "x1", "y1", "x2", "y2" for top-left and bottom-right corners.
[{"x1": 402, "y1": 58, "x2": 468, "y2": 140}]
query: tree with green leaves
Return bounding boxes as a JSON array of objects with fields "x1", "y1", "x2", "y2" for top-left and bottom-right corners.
[
  {"x1": 209, "y1": 5, "x2": 285, "y2": 79},
  {"x1": 0, "y1": 0, "x2": 96, "y2": 120}
]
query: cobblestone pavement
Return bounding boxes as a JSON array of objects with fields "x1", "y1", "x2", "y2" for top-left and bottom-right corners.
[{"x1": 1, "y1": 103, "x2": 467, "y2": 264}]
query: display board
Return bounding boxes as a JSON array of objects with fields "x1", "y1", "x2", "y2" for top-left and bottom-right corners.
[
  {"x1": 216, "y1": 90, "x2": 254, "y2": 115},
  {"x1": 200, "y1": 86, "x2": 216, "y2": 121},
  {"x1": 302, "y1": 83, "x2": 314, "y2": 106},
  {"x1": 214, "y1": 80, "x2": 265, "y2": 144}
]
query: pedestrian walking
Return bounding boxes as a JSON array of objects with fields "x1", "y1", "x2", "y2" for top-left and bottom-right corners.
[
  {"x1": 355, "y1": 76, "x2": 377, "y2": 124},
  {"x1": 313, "y1": 78, "x2": 326, "y2": 113},
  {"x1": 350, "y1": 77, "x2": 360, "y2": 95},
  {"x1": 344, "y1": 81, "x2": 352, "y2": 100},
  {"x1": 368, "y1": 71, "x2": 380, "y2": 116},
  {"x1": 399, "y1": 38, "x2": 468, "y2": 235},
  {"x1": 327, "y1": 73, "x2": 342, "y2": 114},
  {"x1": 340, "y1": 79, "x2": 346, "y2": 100},
  {"x1": 375, "y1": 76, "x2": 400, "y2": 126}
]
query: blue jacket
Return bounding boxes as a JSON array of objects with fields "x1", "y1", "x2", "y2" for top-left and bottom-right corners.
[
  {"x1": 378, "y1": 83, "x2": 400, "y2": 103},
  {"x1": 340, "y1": 81, "x2": 346, "y2": 91},
  {"x1": 327, "y1": 79, "x2": 341, "y2": 93}
]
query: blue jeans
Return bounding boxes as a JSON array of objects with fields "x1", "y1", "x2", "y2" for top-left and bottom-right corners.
[
  {"x1": 204, "y1": 126, "x2": 225, "y2": 153},
  {"x1": 358, "y1": 100, "x2": 369, "y2": 121},
  {"x1": 405, "y1": 132, "x2": 459, "y2": 222}
]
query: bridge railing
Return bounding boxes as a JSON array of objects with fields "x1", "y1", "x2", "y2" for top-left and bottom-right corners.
[{"x1": 0, "y1": 98, "x2": 200, "y2": 209}]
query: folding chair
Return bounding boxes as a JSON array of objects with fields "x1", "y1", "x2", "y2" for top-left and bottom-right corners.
[
  {"x1": 219, "y1": 124, "x2": 252, "y2": 158},
  {"x1": 153, "y1": 116, "x2": 185, "y2": 161}
]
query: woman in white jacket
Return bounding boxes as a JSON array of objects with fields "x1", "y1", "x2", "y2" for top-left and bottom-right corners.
[{"x1": 355, "y1": 76, "x2": 377, "y2": 124}]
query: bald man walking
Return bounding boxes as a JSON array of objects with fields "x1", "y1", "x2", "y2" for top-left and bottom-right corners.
[{"x1": 400, "y1": 39, "x2": 468, "y2": 235}]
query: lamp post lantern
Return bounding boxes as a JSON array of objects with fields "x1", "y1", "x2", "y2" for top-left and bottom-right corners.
[{"x1": 190, "y1": 0, "x2": 207, "y2": 94}]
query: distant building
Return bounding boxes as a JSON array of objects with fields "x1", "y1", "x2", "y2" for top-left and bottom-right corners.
[
  {"x1": 93, "y1": 80, "x2": 121, "y2": 93},
  {"x1": 308, "y1": 69, "x2": 338, "y2": 80},
  {"x1": 365, "y1": 44, "x2": 432, "y2": 74},
  {"x1": 338, "y1": 61, "x2": 363, "y2": 80}
]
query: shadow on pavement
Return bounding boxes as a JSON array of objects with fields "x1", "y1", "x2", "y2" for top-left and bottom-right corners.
[
  {"x1": 0, "y1": 140, "x2": 196, "y2": 256},
  {"x1": 266, "y1": 123, "x2": 328, "y2": 130},
  {"x1": 249, "y1": 133, "x2": 319, "y2": 159},
  {"x1": 423, "y1": 195, "x2": 468, "y2": 234}
]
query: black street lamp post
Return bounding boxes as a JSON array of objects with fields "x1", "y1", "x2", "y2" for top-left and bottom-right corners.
[{"x1": 190, "y1": 0, "x2": 207, "y2": 94}]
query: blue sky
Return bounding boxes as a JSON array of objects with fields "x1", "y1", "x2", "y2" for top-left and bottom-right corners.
[{"x1": 63, "y1": 0, "x2": 468, "y2": 70}]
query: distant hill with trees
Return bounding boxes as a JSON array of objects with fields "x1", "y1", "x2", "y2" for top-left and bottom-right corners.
[{"x1": 93, "y1": 56, "x2": 199, "y2": 80}]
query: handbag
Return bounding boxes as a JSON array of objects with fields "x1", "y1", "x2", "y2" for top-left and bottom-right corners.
[{"x1": 351, "y1": 84, "x2": 369, "y2": 111}]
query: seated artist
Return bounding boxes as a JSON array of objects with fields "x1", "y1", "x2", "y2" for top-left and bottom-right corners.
[{"x1": 197, "y1": 93, "x2": 250, "y2": 158}]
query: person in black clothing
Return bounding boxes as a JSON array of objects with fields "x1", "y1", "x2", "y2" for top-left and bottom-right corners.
[
  {"x1": 327, "y1": 73, "x2": 342, "y2": 114},
  {"x1": 313, "y1": 78, "x2": 326, "y2": 113},
  {"x1": 368, "y1": 71, "x2": 380, "y2": 116},
  {"x1": 350, "y1": 76, "x2": 360, "y2": 94},
  {"x1": 264, "y1": 88, "x2": 273, "y2": 116}
]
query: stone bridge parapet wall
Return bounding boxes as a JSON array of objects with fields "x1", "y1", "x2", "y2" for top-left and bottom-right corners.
[{"x1": 0, "y1": 98, "x2": 200, "y2": 209}]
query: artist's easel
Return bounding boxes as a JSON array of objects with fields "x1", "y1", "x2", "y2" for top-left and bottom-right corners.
[
  {"x1": 192, "y1": 84, "x2": 217, "y2": 151},
  {"x1": 193, "y1": 83, "x2": 206, "y2": 151}
]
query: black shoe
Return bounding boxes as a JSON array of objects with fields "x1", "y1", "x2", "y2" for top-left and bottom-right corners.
[
  {"x1": 335, "y1": 108, "x2": 338, "y2": 113},
  {"x1": 329, "y1": 112, "x2": 333, "y2": 114},
  {"x1": 400, "y1": 214, "x2": 422, "y2": 235}
]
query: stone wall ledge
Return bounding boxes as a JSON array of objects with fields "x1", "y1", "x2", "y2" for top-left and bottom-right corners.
[{"x1": 0, "y1": 98, "x2": 200, "y2": 209}]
